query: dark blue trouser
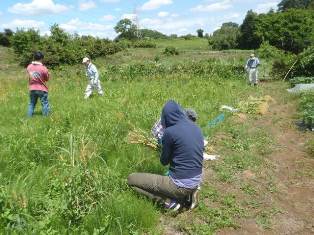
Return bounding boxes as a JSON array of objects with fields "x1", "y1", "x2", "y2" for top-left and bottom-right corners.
[{"x1": 28, "y1": 90, "x2": 50, "y2": 117}]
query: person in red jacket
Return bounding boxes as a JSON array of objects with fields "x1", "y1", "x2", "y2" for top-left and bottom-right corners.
[{"x1": 26, "y1": 51, "x2": 50, "y2": 117}]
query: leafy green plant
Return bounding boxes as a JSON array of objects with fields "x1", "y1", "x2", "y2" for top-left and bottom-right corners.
[
  {"x1": 132, "y1": 40, "x2": 156, "y2": 48},
  {"x1": 292, "y1": 46, "x2": 314, "y2": 77},
  {"x1": 11, "y1": 25, "x2": 124, "y2": 67},
  {"x1": 290, "y1": 77, "x2": 314, "y2": 87},
  {"x1": 208, "y1": 22, "x2": 240, "y2": 50},
  {"x1": 257, "y1": 42, "x2": 296, "y2": 79},
  {"x1": 299, "y1": 91, "x2": 314, "y2": 130},
  {"x1": 163, "y1": 46, "x2": 179, "y2": 56}
]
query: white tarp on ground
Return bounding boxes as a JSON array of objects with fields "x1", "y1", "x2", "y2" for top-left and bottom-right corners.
[{"x1": 287, "y1": 83, "x2": 314, "y2": 93}]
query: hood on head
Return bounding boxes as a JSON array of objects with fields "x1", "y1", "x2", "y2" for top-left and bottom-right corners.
[{"x1": 161, "y1": 100, "x2": 186, "y2": 128}]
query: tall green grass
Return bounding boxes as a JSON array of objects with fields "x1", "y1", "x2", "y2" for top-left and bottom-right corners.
[{"x1": 0, "y1": 48, "x2": 258, "y2": 233}]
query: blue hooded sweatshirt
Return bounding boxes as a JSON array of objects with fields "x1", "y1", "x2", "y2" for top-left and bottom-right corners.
[{"x1": 160, "y1": 100, "x2": 204, "y2": 180}]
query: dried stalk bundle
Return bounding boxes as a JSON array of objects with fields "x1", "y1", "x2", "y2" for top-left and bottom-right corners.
[
  {"x1": 127, "y1": 128, "x2": 158, "y2": 150},
  {"x1": 205, "y1": 144, "x2": 215, "y2": 154},
  {"x1": 238, "y1": 95, "x2": 274, "y2": 115}
]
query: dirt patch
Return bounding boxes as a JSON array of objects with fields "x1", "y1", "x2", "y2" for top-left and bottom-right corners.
[{"x1": 217, "y1": 83, "x2": 314, "y2": 234}]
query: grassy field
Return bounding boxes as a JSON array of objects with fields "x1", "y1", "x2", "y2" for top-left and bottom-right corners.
[{"x1": 0, "y1": 40, "x2": 312, "y2": 234}]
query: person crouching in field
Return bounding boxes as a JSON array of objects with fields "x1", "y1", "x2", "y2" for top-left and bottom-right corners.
[
  {"x1": 82, "y1": 57, "x2": 104, "y2": 99},
  {"x1": 128, "y1": 100, "x2": 204, "y2": 211},
  {"x1": 245, "y1": 53, "x2": 260, "y2": 86},
  {"x1": 26, "y1": 51, "x2": 50, "y2": 117}
]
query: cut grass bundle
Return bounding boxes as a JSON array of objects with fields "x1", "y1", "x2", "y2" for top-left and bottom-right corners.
[
  {"x1": 238, "y1": 95, "x2": 275, "y2": 115},
  {"x1": 127, "y1": 128, "x2": 158, "y2": 150}
]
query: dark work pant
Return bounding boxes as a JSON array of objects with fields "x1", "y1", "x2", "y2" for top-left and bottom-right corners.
[{"x1": 127, "y1": 173, "x2": 195, "y2": 204}]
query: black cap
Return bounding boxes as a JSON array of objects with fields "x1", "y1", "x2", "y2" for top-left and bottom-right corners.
[
  {"x1": 185, "y1": 108, "x2": 198, "y2": 122},
  {"x1": 34, "y1": 51, "x2": 44, "y2": 60}
]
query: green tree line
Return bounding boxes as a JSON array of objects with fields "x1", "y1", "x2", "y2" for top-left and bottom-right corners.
[
  {"x1": 1, "y1": 25, "x2": 124, "y2": 67},
  {"x1": 209, "y1": 0, "x2": 314, "y2": 53}
]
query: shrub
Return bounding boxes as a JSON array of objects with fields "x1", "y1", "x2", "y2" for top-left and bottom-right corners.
[
  {"x1": 299, "y1": 91, "x2": 314, "y2": 131},
  {"x1": 132, "y1": 40, "x2": 156, "y2": 48},
  {"x1": 257, "y1": 41, "x2": 285, "y2": 59},
  {"x1": 163, "y1": 46, "x2": 179, "y2": 56},
  {"x1": 256, "y1": 41, "x2": 297, "y2": 79},
  {"x1": 182, "y1": 34, "x2": 194, "y2": 40},
  {"x1": 0, "y1": 29, "x2": 14, "y2": 47},
  {"x1": 104, "y1": 59, "x2": 244, "y2": 80},
  {"x1": 139, "y1": 29, "x2": 167, "y2": 39},
  {"x1": 11, "y1": 25, "x2": 124, "y2": 67},
  {"x1": 292, "y1": 46, "x2": 314, "y2": 77},
  {"x1": 290, "y1": 77, "x2": 314, "y2": 87}
]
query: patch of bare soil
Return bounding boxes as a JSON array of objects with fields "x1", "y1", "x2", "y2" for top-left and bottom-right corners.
[{"x1": 217, "y1": 83, "x2": 314, "y2": 235}]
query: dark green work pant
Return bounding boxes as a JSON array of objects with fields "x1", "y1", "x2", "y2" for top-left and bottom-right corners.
[{"x1": 127, "y1": 173, "x2": 195, "y2": 204}]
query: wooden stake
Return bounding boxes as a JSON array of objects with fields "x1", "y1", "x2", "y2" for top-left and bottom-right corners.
[{"x1": 283, "y1": 59, "x2": 298, "y2": 81}]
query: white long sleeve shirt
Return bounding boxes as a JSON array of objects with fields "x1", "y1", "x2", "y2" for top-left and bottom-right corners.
[
  {"x1": 86, "y1": 63, "x2": 99, "y2": 80},
  {"x1": 246, "y1": 57, "x2": 260, "y2": 69}
]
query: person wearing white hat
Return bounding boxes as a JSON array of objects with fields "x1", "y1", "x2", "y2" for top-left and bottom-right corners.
[
  {"x1": 245, "y1": 53, "x2": 260, "y2": 86},
  {"x1": 82, "y1": 57, "x2": 104, "y2": 99}
]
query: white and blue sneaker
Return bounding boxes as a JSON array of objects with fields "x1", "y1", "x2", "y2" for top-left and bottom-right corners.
[{"x1": 164, "y1": 199, "x2": 181, "y2": 211}]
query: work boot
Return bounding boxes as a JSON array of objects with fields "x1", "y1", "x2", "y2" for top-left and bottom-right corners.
[{"x1": 189, "y1": 187, "x2": 200, "y2": 210}]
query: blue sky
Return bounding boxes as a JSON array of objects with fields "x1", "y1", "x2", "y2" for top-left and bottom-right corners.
[{"x1": 0, "y1": 0, "x2": 281, "y2": 39}]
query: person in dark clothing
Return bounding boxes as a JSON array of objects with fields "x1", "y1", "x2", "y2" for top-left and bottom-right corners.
[{"x1": 128, "y1": 100, "x2": 204, "y2": 211}]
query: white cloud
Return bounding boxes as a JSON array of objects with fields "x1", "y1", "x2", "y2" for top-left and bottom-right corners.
[
  {"x1": 79, "y1": 1, "x2": 96, "y2": 11},
  {"x1": 9, "y1": 0, "x2": 69, "y2": 15},
  {"x1": 60, "y1": 18, "x2": 112, "y2": 32},
  {"x1": 223, "y1": 12, "x2": 241, "y2": 21},
  {"x1": 141, "y1": 0, "x2": 173, "y2": 11},
  {"x1": 101, "y1": 0, "x2": 120, "y2": 2},
  {"x1": 101, "y1": 14, "x2": 115, "y2": 21},
  {"x1": 140, "y1": 15, "x2": 209, "y2": 35},
  {"x1": 158, "y1": 11, "x2": 169, "y2": 17},
  {"x1": 121, "y1": 13, "x2": 137, "y2": 21},
  {"x1": 1, "y1": 19, "x2": 45, "y2": 30},
  {"x1": 256, "y1": 1, "x2": 279, "y2": 13},
  {"x1": 191, "y1": 0, "x2": 232, "y2": 12}
]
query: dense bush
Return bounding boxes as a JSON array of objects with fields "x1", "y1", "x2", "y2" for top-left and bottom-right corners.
[
  {"x1": 181, "y1": 34, "x2": 195, "y2": 40},
  {"x1": 0, "y1": 29, "x2": 13, "y2": 47},
  {"x1": 163, "y1": 46, "x2": 179, "y2": 56},
  {"x1": 292, "y1": 46, "x2": 314, "y2": 77},
  {"x1": 139, "y1": 29, "x2": 167, "y2": 39},
  {"x1": 104, "y1": 59, "x2": 244, "y2": 80},
  {"x1": 257, "y1": 41, "x2": 296, "y2": 79},
  {"x1": 11, "y1": 25, "x2": 124, "y2": 67},
  {"x1": 132, "y1": 40, "x2": 157, "y2": 48},
  {"x1": 257, "y1": 41, "x2": 286, "y2": 59},
  {"x1": 290, "y1": 77, "x2": 314, "y2": 87},
  {"x1": 299, "y1": 91, "x2": 314, "y2": 130}
]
